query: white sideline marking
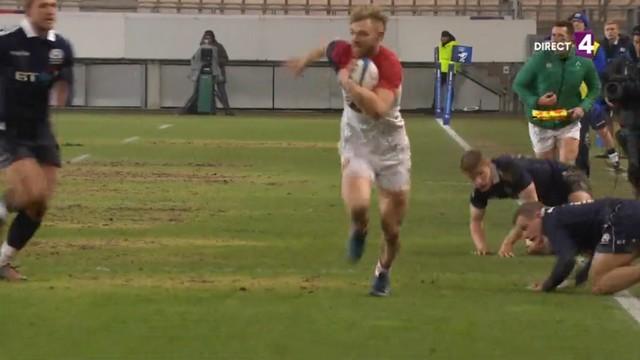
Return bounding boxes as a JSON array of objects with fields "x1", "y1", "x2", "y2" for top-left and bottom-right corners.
[
  {"x1": 436, "y1": 119, "x2": 471, "y2": 151},
  {"x1": 69, "y1": 153, "x2": 91, "y2": 164},
  {"x1": 158, "y1": 124, "x2": 174, "y2": 130},
  {"x1": 121, "y1": 136, "x2": 140, "y2": 144},
  {"x1": 434, "y1": 117, "x2": 640, "y2": 326},
  {"x1": 614, "y1": 291, "x2": 640, "y2": 325}
]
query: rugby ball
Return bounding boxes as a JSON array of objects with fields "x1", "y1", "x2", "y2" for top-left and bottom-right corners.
[{"x1": 350, "y1": 58, "x2": 379, "y2": 90}]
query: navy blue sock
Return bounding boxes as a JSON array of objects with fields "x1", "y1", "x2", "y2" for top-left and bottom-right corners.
[{"x1": 7, "y1": 212, "x2": 41, "y2": 250}]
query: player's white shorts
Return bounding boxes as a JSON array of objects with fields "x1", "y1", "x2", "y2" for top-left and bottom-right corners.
[
  {"x1": 341, "y1": 155, "x2": 411, "y2": 192},
  {"x1": 528, "y1": 121, "x2": 581, "y2": 154}
]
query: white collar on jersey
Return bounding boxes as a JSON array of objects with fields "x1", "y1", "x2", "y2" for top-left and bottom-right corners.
[{"x1": 21, "y1": 18, "x2": 56, "y2": 42}]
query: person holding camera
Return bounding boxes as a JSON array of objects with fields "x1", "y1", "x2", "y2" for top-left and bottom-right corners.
[
  {"x1": 602, "y1": 56, "x2": 640, "y2": 198},
  {"x1": 184, "y1": 31, "x2": 233, "y2": 115}
]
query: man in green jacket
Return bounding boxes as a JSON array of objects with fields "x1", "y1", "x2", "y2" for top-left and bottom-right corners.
[{"x1": 513, "y1": 21, "x2": 601, "y2": 164}]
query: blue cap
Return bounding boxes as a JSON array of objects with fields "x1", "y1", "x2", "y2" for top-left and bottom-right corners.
[{"x1": 569, "y1": 11, "x2": 590, "y2": 29}]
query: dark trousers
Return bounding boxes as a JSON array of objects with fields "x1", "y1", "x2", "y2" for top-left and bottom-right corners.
[{"x1": 216, "y1": 82, "x2": 231, "y2": 110}]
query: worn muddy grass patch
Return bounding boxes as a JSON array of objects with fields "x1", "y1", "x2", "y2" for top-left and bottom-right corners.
[
  {"x1": 60, "y1": 163, "x2": 311, "y2": 186},
  {"x1": 44, "y1": 203, "x2": 193, "y2": 229},
  {"x1": 28, "y1": 237, "x2": 268, "y2": 252},
  {"x1": 147, "y1": 138, "x2": 338, "y2": 149},
  {"x1": 22, "y1": 273, "x2": 357, "y2": 292}
]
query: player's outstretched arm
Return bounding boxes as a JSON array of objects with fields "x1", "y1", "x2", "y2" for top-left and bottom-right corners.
[
  {"x1": 52, "y1": 81, "x2": 69, "y2": 107},
  {"x1": 498, "y1": 226, "x2": 524, "y2": 258},
  {"x1": 469, "y1": 205, "x2": 490, "y2": 255},
  {"x1": 285, "y1": 45, "x2": 327, "y2": 77},
  {"x1": 539, "y1": 233, "x2": 578, "y2": 292},
  {"x1": 498, "y1": 183, "x2": 538, "y2": 257}
]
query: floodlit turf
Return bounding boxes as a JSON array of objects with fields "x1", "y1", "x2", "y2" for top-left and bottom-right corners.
[{"x1": 0, "y1": 112, "x2": 638, "y2": 360}]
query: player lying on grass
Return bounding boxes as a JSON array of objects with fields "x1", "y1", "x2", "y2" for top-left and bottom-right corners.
[
  {"x1": 286, "y1": 5, "x2": 410, "y2": 296},
  {"x1": 514, "y1": 198, "x2": 640, "y2": 294},
  {"x1": 460, "y1": 150, "x2": 592, "y2": 257}
]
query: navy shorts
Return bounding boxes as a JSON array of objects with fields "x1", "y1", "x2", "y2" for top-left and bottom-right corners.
[
  {"x1": 0, "y1": 137, "x2": 61, "y2": 168},
  {"x1": 596, "y1": 202, "x2": 640, "y2": 254},
  {"x1": 582, "y1": 104, "x2": 607, "y2": 131}
]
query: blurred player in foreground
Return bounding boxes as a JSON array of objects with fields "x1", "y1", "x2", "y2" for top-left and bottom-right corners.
[
  {"x1": 287, "y1": 5, "x2": 410, "y2": 296},
  {"x1": 514, "y1": 199, "x2": 640, "y2": 294},
  {"x1": 0, "y1": 0, "x2": 74, "y2": 281},
  {"x1": 460, "y1": 150, "x2": 592, "y2": 256}
]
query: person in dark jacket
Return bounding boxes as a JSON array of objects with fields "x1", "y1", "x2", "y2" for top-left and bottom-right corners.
[
  {"x1": 204, "y1": 30, "x2": 233, "y2": 116},
  {"x1": 601, "y1": 21, "x2": 637, "y2": 63}
]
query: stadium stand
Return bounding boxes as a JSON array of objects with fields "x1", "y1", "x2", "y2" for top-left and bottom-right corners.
[{"x1": 0, "y1": 0, "x2": 634, "y2": 23}]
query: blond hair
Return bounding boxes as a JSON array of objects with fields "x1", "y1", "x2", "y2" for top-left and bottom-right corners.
[
  {"x1": 350, "y1": 5, "x2": 388, "y2": 31},
  {"x1": 460, "y1": 150, "x2": 489, "y2": 173}
]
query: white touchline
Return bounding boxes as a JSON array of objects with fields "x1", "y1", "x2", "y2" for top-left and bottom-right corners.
[
  {"x1": 69, "y1": 153, "x2": 91, "y2": 164},
  {"x1": 158, "y1": 124, "x2": 174, "y2": 130},
  {"x1": 614, "y1": 291, "x2": 640, "y2": 325},
  {"x1": 436, "y1": 119, "x2": 471, "y2": 151},
  {"x1": 121, "y1": 136, "x2": 140, "y2": 144},
  {"x1": 434, "y1": 118, "x2": 640, "y2": 326}
]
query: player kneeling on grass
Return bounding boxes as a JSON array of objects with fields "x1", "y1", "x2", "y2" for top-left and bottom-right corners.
[
  {"x1": 460, "y1": 149, "x2": 592, "y2": 257},
  {"x1": 514, "y1": 199, "x2": 640, "y2": 294},
  {"x1": 286, "y1": 5, "x2": 410, "y2": 296}
]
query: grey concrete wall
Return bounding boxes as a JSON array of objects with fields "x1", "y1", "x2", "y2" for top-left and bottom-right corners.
[{"x1": 61, "y1": 61, "x2": 500, "y2": 110}]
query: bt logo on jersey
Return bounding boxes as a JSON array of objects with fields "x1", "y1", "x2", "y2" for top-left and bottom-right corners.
[{"x1": 15, "y1": 71, "x2": 38, "y2": 82}]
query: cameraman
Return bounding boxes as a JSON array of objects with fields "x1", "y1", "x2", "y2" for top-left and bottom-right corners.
[
  {"x1": 603, "y1": 55, "x2": 640, "y2": 198},
  {"x1": 183, "y1": 32, "x2": 221, "y2": 114}
]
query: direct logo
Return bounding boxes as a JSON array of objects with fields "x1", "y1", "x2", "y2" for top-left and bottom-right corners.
[{"x1": 49, "y1": 49, "x2": 64, "y2": 65}]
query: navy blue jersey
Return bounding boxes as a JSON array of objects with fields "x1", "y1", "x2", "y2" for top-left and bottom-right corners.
[
  {"x1": 470, "y1": 155, "x2": 569, "y2": 209},
  {"x1": 0, "y1": 19, "x2": 74, "y2": 145},
  {"x1": 540, "y1": 198, "x2": 640, "y2": 291}
]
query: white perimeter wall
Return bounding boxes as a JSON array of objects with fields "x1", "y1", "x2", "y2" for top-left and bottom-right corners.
[
  {"x1": 0, "y1": 13, "x2": 534, "y2": 109},
  {"x1": 0, "y1": 13, "x2": 535, "y2": 62}
]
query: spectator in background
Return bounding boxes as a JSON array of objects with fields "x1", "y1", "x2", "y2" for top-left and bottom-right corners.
[
  {"x1": 206, "y1": 30, "x2": 234, "y2": 116},
  {"x1": 633, "y1": 25, "x2": 640, "y2": 61},
  {"x1": 437, "y1": 30, "x2": 459, "y2": 106},
  {"x1": 601, "y1": 21, "x2": 637, "y2": 63}
]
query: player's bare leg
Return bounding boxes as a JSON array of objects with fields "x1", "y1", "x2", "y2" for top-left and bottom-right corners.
[
  {"x1": 589, "y1": 251, "x2": 640, "y2": 295},
  {"x1": 597, "y1": 127, "x2": 621, "y2": 169},
  {"x1": 558, "y1": 137, "x2": 580, "y2": 165},
  {"x1": 370, "y1": 188, "x2": 408, "y2": 296},
  {"x1": 535, "y1": 149, "x2": 556, "y2": 161},
  {"x1": 0, "y1": 160, "x2": 53, "y2": 281},
  {"x1": 342, "y1": 172, "x2": 372, "y2": 262}
]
